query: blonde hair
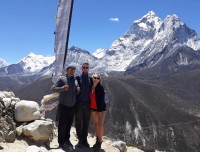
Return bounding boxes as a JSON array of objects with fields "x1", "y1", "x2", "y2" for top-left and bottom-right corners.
[{"x1": 92, "y1": 73, "x2": 102, "y2": 84}]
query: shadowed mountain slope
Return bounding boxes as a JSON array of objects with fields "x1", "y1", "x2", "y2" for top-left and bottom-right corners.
[{"x1": 13, "y1": 69, "x2": 200, "y2": 152}]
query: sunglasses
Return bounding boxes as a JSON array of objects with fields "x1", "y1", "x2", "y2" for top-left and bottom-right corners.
[
  {"x1": 82, "y1": 67, "x2": 89, "y2": 69},
  {"x1": 67, "y1": 69, "x2": 75, "y2": 72},
  {"x1": 93, "y1": 77, "x2": 100, "y2": 80}
]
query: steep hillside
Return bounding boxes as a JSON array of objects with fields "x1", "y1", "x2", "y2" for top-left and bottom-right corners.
[{"x1": 14, "y1": 70, "x2": 200, "y2": 152}]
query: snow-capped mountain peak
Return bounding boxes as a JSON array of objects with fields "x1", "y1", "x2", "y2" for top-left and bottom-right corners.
[
  {"x1": 18, "y1": 52, "x2": 55, "y2": 72},
  {"x1": 134, "y1": 11, "x2": 158, "y2": 24},
  {"x1": 163, "y1": 14, "x2": 184, "y2": 29},
  {"x1": 92, "y1": 48, "x2": 107, "y2": 59},
  {"x1": 127, "y1": 11, "x2": 162, "y2": 35},
  {"x1": 99, "y1": 11, "x2": 163, "y2": 71},
  {"x1": 96, "y1": 11, "x2": 200, "y2": 72}
]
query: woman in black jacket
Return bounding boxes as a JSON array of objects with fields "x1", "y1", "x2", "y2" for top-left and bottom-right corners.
[{"x1": 90, "y1": 73, "x2": 106, "y2": 152}]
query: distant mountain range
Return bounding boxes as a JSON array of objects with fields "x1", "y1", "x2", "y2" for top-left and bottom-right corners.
[{"x1": 1, "y1": 11, "x2": 200, "y2": 77}]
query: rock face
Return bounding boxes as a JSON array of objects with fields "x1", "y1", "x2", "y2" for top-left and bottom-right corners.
[
  {"x1": 0, "y1": 116, "x2": 16, "y2": 143},
  {"x1": 0, "y1": 91, "x2": 17, "y2": 143},
  {"x1": 15, "y1": 100, "x2": 41, "y2": 122},
  {"x1": 22, "y1": 119, "x2": 54, "y2": 141}
]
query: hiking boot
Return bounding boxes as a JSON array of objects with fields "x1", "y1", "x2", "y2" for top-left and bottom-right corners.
[
  {"x1": 64, "y1": 141, "x2": 74, "y2": 151},
  {"x1": 83, "y1": 141, "x2": 90, "y2": 147},
  {"x1": 92, "y1": 136, "x2": 99, "y2": 149},
  {"x1": 65, "y1": 140, "x2": 73, "y2": 147},
  {"x1": 66, "y1": 145, "x2": 74, "y2": 152},
  {"x1": 59, "y1": 143, "x2": 73, "y2": 151},
  {"x1": 92, "y1": 140, "x2": 98, "y2": 149},
  {"x1": 93, "y1": 140, "x2": 102, "y2": 152},
  {"x1": 58, "y1": 144, "x2": 65, "y2": 150},
  {"x1": 75, "y1": 141, "x2": 83, "y2": 148}
]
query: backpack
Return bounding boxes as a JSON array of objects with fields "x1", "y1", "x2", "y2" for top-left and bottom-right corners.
[{"x1": 104, "y1": 92, "x2": 109, "y2": 104}]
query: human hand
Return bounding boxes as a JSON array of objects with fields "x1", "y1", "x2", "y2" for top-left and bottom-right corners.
[
  {"x1": 77, "y1": 86, "x2": 80, "y2": 93},
  {"x1": 64, "y1": 85, "x2": 69, "y2": 91}
]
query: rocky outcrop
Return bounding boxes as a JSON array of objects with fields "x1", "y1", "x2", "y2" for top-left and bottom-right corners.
[
  {"x1": 0, "y1": 91, "x2": 17, "y2": 143},
  {"x1": 22, "y1": 119, "x2": 54, "y2": 141},
  {"x1": 0, "y1": 116, "x2": 16, "y2": 143},
  {"x1": 0, "y1": 91, "x2": 50, "y2": 143},
  {"x1": 15, "y1": 100, "x2": 41, "y2": 122}
]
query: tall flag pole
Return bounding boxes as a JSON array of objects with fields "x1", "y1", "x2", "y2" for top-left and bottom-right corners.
[{"x1": 53, "y1": 0, "x2": 74, "y2": 84}]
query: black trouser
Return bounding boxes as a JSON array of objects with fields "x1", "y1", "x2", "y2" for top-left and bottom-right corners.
[
  {"x1": 75, "y1": 102, "x2": 91, "y2": 143},
  {"x1": 58, "y1": 104, "x2": 75, "y2": 145}
]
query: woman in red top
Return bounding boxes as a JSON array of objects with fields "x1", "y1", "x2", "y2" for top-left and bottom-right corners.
[{"x1": 90, "y1": 73, "x2": 106, "y2": 152}]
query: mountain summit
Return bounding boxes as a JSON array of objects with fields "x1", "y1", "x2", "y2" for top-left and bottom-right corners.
[
  {"x1": 93, "y1": 11, "x2": 200, "y2": 72},
  {"x1": 18, "y1": 52, "x2": 55, "y2": 73}
]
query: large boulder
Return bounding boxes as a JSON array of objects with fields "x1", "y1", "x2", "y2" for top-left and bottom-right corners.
[
  {"x1": 22, "y1": 120, "x2": 54, "y2": 141},
  {"x1": 15, "y1": 100, "x2": 41, "y2": 122}
]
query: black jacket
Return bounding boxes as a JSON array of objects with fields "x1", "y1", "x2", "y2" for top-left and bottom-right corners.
[
  {"x1": 76, "y1": 73, "x2": 93, "y2": 103},
  {"x1": 95, "y1": 83, "x2": 106, "y2": 111},
  {"x1": 52, "y1": 76, "x2": 78, "y2": 107}
]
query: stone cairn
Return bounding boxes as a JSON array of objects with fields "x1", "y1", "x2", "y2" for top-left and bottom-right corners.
[{"x1": 0, "y1": 91, "x2": 54, "y2": 143}]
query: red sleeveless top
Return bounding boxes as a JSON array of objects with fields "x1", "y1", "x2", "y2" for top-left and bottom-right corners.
[{"x1": 90, "y1": 90, "x2": 97, "y2": 109}]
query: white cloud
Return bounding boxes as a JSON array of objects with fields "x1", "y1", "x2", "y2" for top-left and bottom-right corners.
[{"x1": 109, "y1": 18, "x2": 119, "y2": 22}]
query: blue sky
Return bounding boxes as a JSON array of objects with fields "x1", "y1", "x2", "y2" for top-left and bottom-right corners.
[{"x1": 0, "y1": 0, "x2": 200, "y2": 64}]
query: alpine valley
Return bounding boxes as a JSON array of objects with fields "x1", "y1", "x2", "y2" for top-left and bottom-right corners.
[{"x1": 1, "y1": 11, "x2": 200, "y2": 152}]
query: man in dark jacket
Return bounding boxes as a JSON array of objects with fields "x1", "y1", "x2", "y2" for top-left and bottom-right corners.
[
  {"x1": 52, "y1": 65, "x2": 80, "y2": 151},
  {"x1": 75, "y1": 63, "x2": 93, "y2": 147}
]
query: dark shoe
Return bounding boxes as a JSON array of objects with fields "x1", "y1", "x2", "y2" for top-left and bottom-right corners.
[
  {"x1": 59, "y1": 143, "x2": 73, "y2": 151},
  {"x1": 66, "y1": 145, "x2": 74, "y2": 152},
  {"x1": 83, "y1": 141, "x2": 90, "y2": 147},
  {"x1": 64, "y1": 141, "x2": 74, "y2": 151},
  {"x1": 65, "y1": 140, "x2": 73, "y2": 147},
  {"x1": 94, "y1": 148, "x2": 101, "y2": 152},
  {"x1": 58, "y1": 144, "x2": 65, "y2": 150},
  {"x1": 75, "y1": 141, "x2": 83, "y2": 148},
  {"x1": 93, "y1": 140, "x2": 102, "y2": 152},
  {"x1": 92, "y1": 136, "x2": 99, "y2": 149},
  {"x1": 92, "y1": 140, "x2": 99, "y2": 149}
]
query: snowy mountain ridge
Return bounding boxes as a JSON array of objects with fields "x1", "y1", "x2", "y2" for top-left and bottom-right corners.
[
  {"x1": 1, "y1": 11, "x2": 200, "y2": 76},
  {"x1": 101, "y1": 11, "x2": 200, "y2": 71},
  {"x1": 18, "y1": 52, "x2": 55, "y2": 73},
  {"x1": 92, "y1": 48, "x2": 108, "y2": 59}
]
